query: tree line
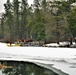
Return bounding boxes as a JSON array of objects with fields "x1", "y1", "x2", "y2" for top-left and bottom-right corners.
[{"x1": 0, "y1": 0, "x2": 76, "y2": 43}]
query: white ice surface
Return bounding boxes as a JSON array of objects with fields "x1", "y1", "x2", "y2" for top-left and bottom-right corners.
[{"x1": 0, "y1": 42, "x2": 76, "y2": 75}]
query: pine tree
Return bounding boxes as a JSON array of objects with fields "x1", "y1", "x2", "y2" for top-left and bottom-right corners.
[
  {"x1": 0, "y1": 14, "x2": 5, "y2": 39},
  {"x1": 4, "y1": 0, "x2": 13, "y2": 40},
  {"x1": 31, "y1": 0, "x2": 45, "y2": 41},
  {"x1": 20, "y1": 0, "x2": 28, "y2": 40},
  {"x1": 13, "y1": 0, "x2": 20, "y2": 40}
]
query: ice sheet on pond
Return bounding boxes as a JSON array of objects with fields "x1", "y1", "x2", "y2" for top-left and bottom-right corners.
[{"x1": 0, "y1": 42, "x2": 76, "y2": 75}]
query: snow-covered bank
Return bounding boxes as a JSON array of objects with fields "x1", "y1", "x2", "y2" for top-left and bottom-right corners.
[
  {"x1": 0, "y1": 42, "x2": 76, "y2": 75},
  {"x1": 0, "y1": 46, "x2": 76, "y2": 59}
]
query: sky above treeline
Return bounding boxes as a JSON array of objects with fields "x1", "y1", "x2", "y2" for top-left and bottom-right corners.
[
  {"x1": 0, "y1": 0, "x2": 33, "y2": 12},
  {"x1": 0, "y1": 0, "x2": 74, "y2": 13}
]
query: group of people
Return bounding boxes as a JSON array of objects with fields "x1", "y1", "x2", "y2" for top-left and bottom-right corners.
[{"x1": 9, "y1": 39, "x2": 33, "y2": 46}]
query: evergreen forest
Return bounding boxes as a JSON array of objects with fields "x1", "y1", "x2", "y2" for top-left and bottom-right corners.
[{"x1": 0, "y1": 0, "x2": 76, "y2": 43}]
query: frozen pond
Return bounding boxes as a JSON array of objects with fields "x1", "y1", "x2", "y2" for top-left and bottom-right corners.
[{"x1": 0, "y1": 42, "x2": 76, "y2": 75}]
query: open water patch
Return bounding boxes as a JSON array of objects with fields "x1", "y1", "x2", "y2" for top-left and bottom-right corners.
[{"x1": 0, "y1": 60, "x2": 58, "y2": 75}]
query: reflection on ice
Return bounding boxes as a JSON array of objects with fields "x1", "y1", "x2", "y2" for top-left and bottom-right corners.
[{"x1": 0, "y1": 61, "x2": 58, "y2": 75}]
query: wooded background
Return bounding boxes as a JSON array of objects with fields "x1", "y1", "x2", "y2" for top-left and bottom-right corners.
[{"x1": 0, "y1": 0, "x2": 76, "y2": 43}]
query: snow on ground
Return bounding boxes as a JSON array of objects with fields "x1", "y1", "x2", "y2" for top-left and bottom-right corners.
[
  {"x1": 0, "y1": 42, "x2": 76, "y2": 75},
  {"x1": 0, "y1": 45, "x2": 76, "y2": 59}
]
